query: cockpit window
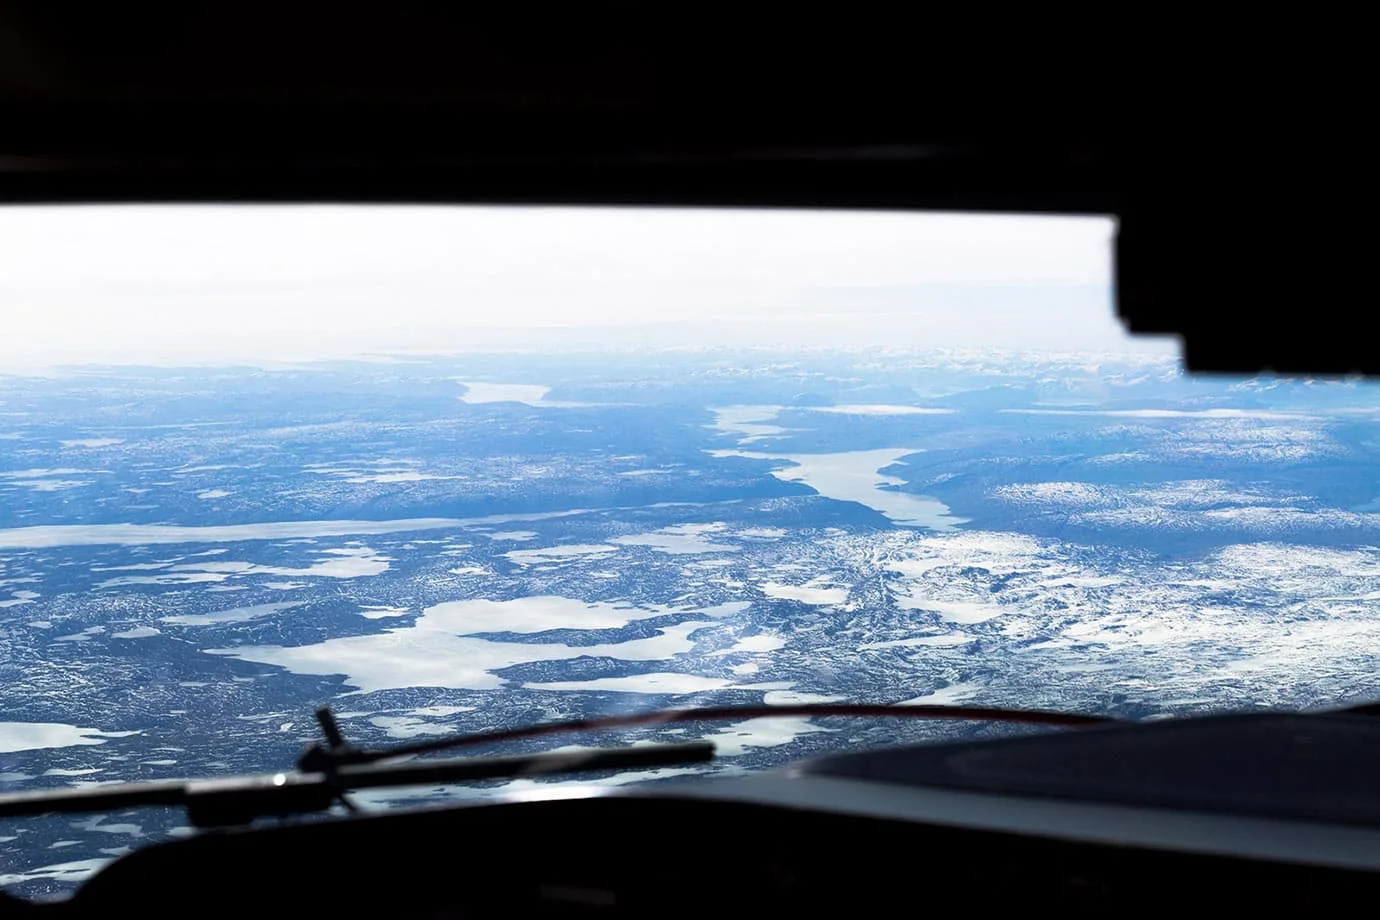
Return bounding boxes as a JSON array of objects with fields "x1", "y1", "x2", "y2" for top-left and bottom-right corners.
[{"x1": 4, "y1": 206, "x2": 1378, "y2": 898}]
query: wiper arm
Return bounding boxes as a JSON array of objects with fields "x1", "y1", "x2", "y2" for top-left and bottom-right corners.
[
  {"x1": 302, "y1": 701, "x2": 1116, "y2": 770},
  {"x1": 0, "y1": 739, "x2": 714, "y2": 828},
  {"x1": 0, "y1": 701, "x2": 1111, "y2": 828}
]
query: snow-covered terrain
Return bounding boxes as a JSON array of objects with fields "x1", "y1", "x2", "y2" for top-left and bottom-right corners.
[{"x1": 4, "y1": 348, "x2": 1380, "y2": 897}]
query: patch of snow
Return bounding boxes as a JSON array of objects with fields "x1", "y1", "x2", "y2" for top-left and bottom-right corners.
[{"x1": 0, "y1": 723, "x2": 140, "y2": 754}]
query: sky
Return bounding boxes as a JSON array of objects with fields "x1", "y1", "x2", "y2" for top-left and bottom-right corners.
[{"x1": 0, "y1": 206, "x2": 1173, "y2": 366}]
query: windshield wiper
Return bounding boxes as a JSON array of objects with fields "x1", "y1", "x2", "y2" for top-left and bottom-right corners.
[
  {"x1": 0, "y1": 731, "x2": 714, "y2": 828},
  {"x1": 299, "y1": 702, "x2": 1115, "y2": 770},
  {"x1": 0, "y1": 701, "x2": 1113, "y2": 828}
]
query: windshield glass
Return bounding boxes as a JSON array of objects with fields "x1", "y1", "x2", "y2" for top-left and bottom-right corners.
[{"x1": 4, "y1": 206, "x2": 1379, "y2": 897}]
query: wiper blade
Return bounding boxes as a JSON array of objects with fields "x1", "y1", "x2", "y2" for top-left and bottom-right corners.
[
  {"x1": 0, "y1": 702, "x2": 1110, "y2": 827},
  {"x1": 0, "y1": 740, "x2": 713, "y2": 828},
  {"x1": 303, "y1": 702, "x2": 1117, "y2": 770}
]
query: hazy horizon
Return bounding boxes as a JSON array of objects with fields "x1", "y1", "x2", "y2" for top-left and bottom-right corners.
[{"x1": 0, "y1": 206, "x2": 1175, "y2": 368}]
